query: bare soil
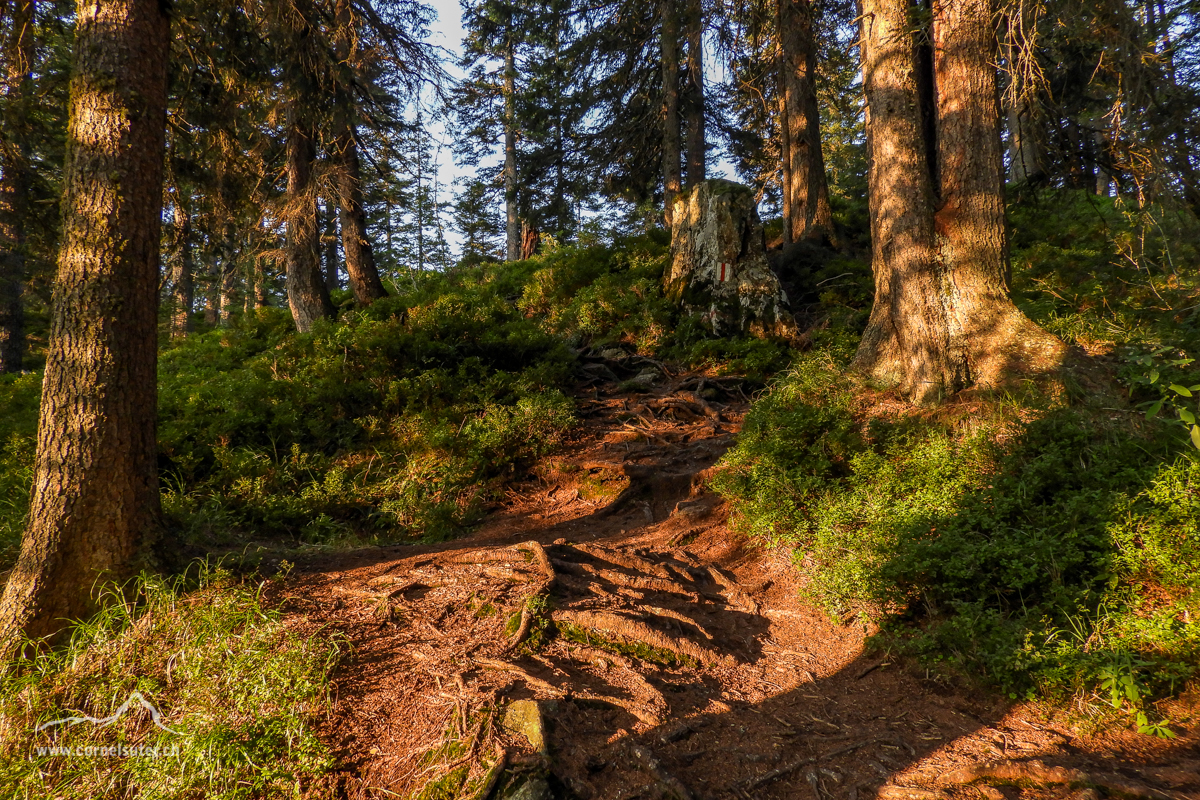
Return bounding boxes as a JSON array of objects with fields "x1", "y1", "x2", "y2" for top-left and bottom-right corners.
[{"x1": 279, "y1": 367, "x2": 1200, "y2": 800}]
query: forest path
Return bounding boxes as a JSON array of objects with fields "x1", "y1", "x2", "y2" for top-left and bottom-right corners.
[{"x1": 279, "y1": 360, "x2": 1199, "y2": 800}]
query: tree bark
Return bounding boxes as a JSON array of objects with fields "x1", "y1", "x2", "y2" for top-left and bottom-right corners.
[
  {"x1": 0, "y1": 0, "x2": 34, "y2": 373},
  {"x1": 661, "y1": 0, "x2": 682, "y2": 226},
  {"x1": 335, "y1": 127, "x2": 388, "y2": 304},
  {"x1": 778, "y1": 0, "x2": 834, "y2": 244},
  {"x1": 331, "y1": 0, "x2": 386, "y2": 304},
  {"x1": 285, "y1": 107, "x2": 334, "y2": 333},
  {"x1": 682, "y1": 0, "x2": 705, "y2": 189},
  {"x1": 853, "y1": 0, "x2": 1064, "y2": 403},
  {"x1": 170, "y1": 194, "x2": 193, "y2": 337},
  {"x1": 504, "y1": 35, "x2": 519, "y2": 261},
  {"x1": 0, "y1": 0, "x2": 168, "y2": 654},
  {"x1": 855, "y1": 0, "x2": 947, "y2": 400}
]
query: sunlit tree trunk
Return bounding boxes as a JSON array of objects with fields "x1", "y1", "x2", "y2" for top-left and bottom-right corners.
[
  {"x1": 854, "y1": 0, "x2": 947, "y2": 400},
  {"x1": 285, "y1": 108, "x2": 334, "y2": 332},
  {"x1": 504, "y1": 34, "x2": 519, "y2": 261},
  {"x1": 661, "y1": 0, "x2": 682, "y2": 226},
  {"x1": 854, "y1": 0, "x2": 1064, "y2": 403},
  {"x1": 683, "y1": 0, "x2": 705, "y2": 189},
  {"x1": 778, "y1": 0, "x2": 834, "y2": 244},
  {"x1": 0, "y1": 0, "x2": 169, "y2": 654},
  {"x1": 0, "y1": 0, "x2": 34, "y2": 373}
]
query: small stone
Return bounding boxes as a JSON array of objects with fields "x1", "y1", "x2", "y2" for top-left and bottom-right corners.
[
  {"x1": 503, "y1": 699, "x2": 548, "y2": 754},
  {"x1": 599, "y1": 348, "x2": 627, "y2": 361},
  {"x1": 501, "y1": 773, "x2": 553, "y2": 800}
]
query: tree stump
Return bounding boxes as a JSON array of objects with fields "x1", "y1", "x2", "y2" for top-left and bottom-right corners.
[{"x1": 664, "y1": 179, "x2": 795, "y2": 338}]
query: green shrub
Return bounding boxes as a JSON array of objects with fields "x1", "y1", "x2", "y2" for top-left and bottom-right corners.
[{"x1": 714, "y1": 345, "x2": 1199, "y2": 723}]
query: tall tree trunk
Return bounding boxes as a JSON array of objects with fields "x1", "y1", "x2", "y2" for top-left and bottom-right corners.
[
  {"x1": 660, "y1": 0, "x2": 682, "y2": 226},
  {"x1": 854, "y1": 0, "x2": 1064, "y2": 403},
  {"x1": 322, "y1": 199, "x2": 339, "y2": 292},
  {"x1": 0, "y1": 0, "x2": 34, "y2": 373},
  {"x1": 0, "y1": 0, "x2": 169, "y2": 654},
  {"x1": 931, "y1": 0, "x2": 1061, "y2": 389},
  {"x1": 335, "y1": 125, "x2": 388, "y2": 303},
  {"x1": 521, "y1": 221, "x2": 540, "y2": 260},
  {"x1": 854, "y1": 0, "x2": 947, "y2": 400},
  {"x1": 203, "y1": 259, "x2": 220, "y2": 326},
  {"x1": 504, "y1": 35, "x2": 519, "y2": 261},
  {"x1": 683, "y1": 0, "x2": 705, "y2": 189},
  {"x1": 331, "y1": 0, "x2": 386, "y2": 304},
  {"x1": 776, "y1": 13, "x2": 793, "y2": 247},
  {"x1": 285, "y1": 108, "x2": 334, "y2": 332},
  {"x1": 778, "y1": 0, "x2": 834, "y2": 244},
  {"x1": 170, "y1": 195, "x2": 193, "y2": 337}
]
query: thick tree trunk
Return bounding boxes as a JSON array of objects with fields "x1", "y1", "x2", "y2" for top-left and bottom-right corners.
[
  {"x1": 285, "y1": 109, "x2": 334, "y2": 332},
  {"x1": 170, "y1": 196, "x2": 193, "y2": 337},
  {"x1": 683, "y1": 0, "x2": 706, "y2": 189},
  {"x1": 0, "y1": 0, "x2": 168, "y2": 654},
  {"x1": 853, "y1": 0, "x2": 1064, "y2": 403},
  {"x1": 854, "y1": 0, "x2": 947, "y2": 400},
  {"x1": 778, "y1": 0, "x2": 834, "y2": 244},
  {"x1": 0, "y1": 0, "x2": 34, "y2": 373},
  {"x1": 335, "y1": 125, "x2": 388, "y2": 304},
  {"x1": 776, "y1": 7, "x2": 793, "y2": 247},
  {"x1": 660, "y1": 0, "x2": 682, "y2": 226},
  {"x1": 931, "y1": 0, "x2": 1062, "y2": 389},
  {"x1": 504, "y1": 37, "x2": 519, "y2": 261}
]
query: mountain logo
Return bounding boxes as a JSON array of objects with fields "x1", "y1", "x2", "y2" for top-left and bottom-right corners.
[{"x1": 35, "y1": 692, "x2": 182, "y2": 735}]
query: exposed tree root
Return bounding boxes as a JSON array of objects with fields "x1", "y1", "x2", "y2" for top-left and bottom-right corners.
[
  {"x1": 553, "y1": 609, "x2": 728, "y2": 666},
  {"x1": 939, "y1": 760, "x2": 1179, "y2": 800},
  {"x1": 504, "y1": 542, "x2": 558, "y2": 653},
  {"x1": 571, "y1": 561, "x2": 699, "y2": 599},
  {"x1": 706, "y1": 566, "x2": 759, "y2": 613}
]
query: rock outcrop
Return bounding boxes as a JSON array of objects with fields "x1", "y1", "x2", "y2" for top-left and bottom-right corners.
[{"x1": 664, "y1": 179, "x2": 795, "y2": 338}]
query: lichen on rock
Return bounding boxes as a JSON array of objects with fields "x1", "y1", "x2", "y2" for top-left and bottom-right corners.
[{"x1": 663, "y1": 179, "x2": 795, "y2": 338}]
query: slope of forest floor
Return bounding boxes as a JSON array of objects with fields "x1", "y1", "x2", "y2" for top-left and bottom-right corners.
[{"x1": 278, "y1": 364, "x2": 1200, "y2": 800}]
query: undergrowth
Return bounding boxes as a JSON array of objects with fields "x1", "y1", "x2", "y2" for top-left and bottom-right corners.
[{"x1": 0, "y1": 564, "x2": 338, "y2": 798}]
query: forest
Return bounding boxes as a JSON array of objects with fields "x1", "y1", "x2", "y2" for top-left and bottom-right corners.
[{"x1": 0, "y1": 0, "x2": 1198, "y2": 796}]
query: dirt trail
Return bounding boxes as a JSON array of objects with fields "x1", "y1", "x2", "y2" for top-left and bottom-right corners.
[{"x1": 281, "y1": 362, "x2": 1200, "y2": 800}]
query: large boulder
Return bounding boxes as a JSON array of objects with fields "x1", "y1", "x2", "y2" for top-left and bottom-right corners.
[{"x1": 664, "y1": 179, "x2": 795, "y2": 338}]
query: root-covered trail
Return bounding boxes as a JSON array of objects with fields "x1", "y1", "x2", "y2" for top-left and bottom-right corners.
[{"x1": 280, "y1": 364, "x2": 1199, "y2": 800}]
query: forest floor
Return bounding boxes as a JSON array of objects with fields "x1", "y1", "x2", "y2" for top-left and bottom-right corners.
[{"x1": 275, "y1": 361, "x2": 1200, "y2": 800}]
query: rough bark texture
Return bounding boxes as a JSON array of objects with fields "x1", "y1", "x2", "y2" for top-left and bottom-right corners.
[
  {"x1": 285, "y1": 109, "x2": 335, "y2": 333},
  {"x1": 664, "y1": 180, "x2": 794, "y2": 338},
  {"x1": 853, "y1": 0, "x2": 1065, "y2": 402},
  {"x1": 660, "y1": 0, "x2": 682, "y2": 226},
  {"x1": 335, "y1": 126, "x2": 388, "y2": 304},
  {"x1": 504, "y1": 37, "x2": 519, "y2": 262},
  {"x1": 682, "y1": 0, "x2": 706, "y2": 189},
  {"x1": 778, "y1": 0, "x2": 834, "y2": 244},
  {"x1": 0, "y1": 0, "x2": 168, "y2": 653},
  {"x1": 0, "y1": 0, "x2": 34, "y2": 373},
  {"x1": 855, "y1": 0, "x2": 948, "y2": 400},
  {"x1": 170, "y1": 197, "x2": 193, "y2": 337}
]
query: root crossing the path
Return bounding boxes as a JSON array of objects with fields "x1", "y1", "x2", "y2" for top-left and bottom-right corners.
[{"x1": 279, "y1": 369, "x2": 1200, "y2": 800}]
